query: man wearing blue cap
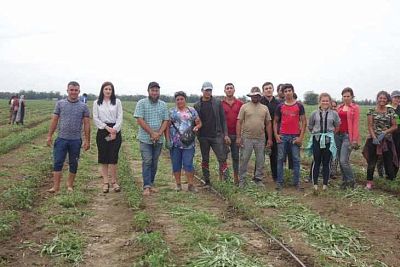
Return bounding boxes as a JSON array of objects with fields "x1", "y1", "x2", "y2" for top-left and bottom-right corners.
[{"x1": 194, "y1": 82, "x2": 230, "y2": 186}]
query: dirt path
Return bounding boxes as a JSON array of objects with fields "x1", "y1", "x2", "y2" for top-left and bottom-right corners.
[{"x1": 80, "y1": 179, "x2": 138, "y2": 267}]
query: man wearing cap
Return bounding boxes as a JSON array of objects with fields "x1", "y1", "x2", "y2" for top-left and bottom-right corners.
[
  {"x1": 134, "y1": 82, "x2": 169, "y2": 196},
  {"x1": 236, "y1": 87, "x2": 273, "y2": 187},
  {"x1": 222, "y1": 83, "x2": 243, "y2": 184},
  {"x1": 194, "y1": 82, "x2": 230, "y2": 186},
  {"x1": 391, "y1": 90, "x2": 400, "y2": 177}
]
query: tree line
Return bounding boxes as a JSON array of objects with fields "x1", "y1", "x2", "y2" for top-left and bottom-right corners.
[{"x1": 1, "y1": 90, "x2": 375, "y2": 105}]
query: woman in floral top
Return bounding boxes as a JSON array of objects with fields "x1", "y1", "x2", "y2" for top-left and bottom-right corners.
[
  {"x1": 363, "y1": 91, "x2": 398, "y2": 189},
  {"x1": 166, "y1": 91, "x2": 202, "y2": 192}
]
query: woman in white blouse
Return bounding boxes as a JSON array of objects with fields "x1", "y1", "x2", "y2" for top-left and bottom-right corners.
[{"x1": 93, "y1": 82, "x2": 123, "y2": 193}]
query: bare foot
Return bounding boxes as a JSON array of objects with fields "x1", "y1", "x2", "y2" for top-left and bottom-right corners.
[
  {"x1": 143, "y1": 188, "x2": 151, "y2": 196},
  {"x1": 149, "y1": 187, "x2": 159, "y2": 193},
  {"x1": 47, "y1": 187, "x2": 58, "y2": 193}
]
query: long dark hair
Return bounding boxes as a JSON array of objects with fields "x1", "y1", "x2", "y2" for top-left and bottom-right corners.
[{"x1": 97, "y1": 81, "x2": 116, "y2": 105}]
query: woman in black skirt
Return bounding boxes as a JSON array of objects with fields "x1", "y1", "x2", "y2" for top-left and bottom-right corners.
[{"x1": 93, "y1": 82, "x2": 123, "y2": 193}]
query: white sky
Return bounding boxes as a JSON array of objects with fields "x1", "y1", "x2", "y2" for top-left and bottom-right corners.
[{"x1": 1, "y1": 0, "x2": 399, "y2": 100}]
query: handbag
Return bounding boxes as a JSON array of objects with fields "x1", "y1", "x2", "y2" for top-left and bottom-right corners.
[{"x1": 171, "y1": 108, "x2": 196, "y2": 146}]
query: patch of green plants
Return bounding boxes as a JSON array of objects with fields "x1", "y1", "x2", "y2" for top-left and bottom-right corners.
[
  {"x1": 134, "y1": 231, "x2": 173, "y2": 267},
  {"x1": 281, "y1": 205, "x2": 370, "y2": 260},
  {"x1": 0, "y1": 121, "x2": 49, "y2": 155},
  {"x1": 41, "y1": 229, "x2": 85, "y2": 264},
  {"x1": 1, "y1": 180, "x2": 36, "y2": 210},
  {"x1": 188, "y1": 234, "x2": 266, "y2": 267},
  {"x1": 334, "y1": 187, "x2": 392, "y2": 207},
  {"x1": 55, "y1": 191, "x2": 88, "y2": 208},
  {"x1": 244, "y1": 186, "x2": 294, "y2": 208},
  {"x1": 133, "y1": 211, "x2": 151, "y2": 231},
  {"x1": 48, "y1": 209, "x2": 91, "y2": 225},
  {"x1": 0, "y1": 210, "x2": 20, "y2": 241}
]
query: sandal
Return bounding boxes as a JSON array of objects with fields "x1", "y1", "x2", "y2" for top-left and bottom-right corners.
[
  {"x1": 111, "y1": 182, "x2": 121, "y2": 192},
  {"x1": 103, "y1": 183, "x2": 110, "y2": 193}
]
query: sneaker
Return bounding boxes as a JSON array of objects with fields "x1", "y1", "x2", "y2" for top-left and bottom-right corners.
[
  {"x1": 275, "y1": 183, "x2": 283, "y2": 191},
  {"x1": 313, "y1": 185, "x2": 318, "y2": 191},
  {"x1": 340, "y1": 182, "x2": 347, "y2": 190},
  {"x1": 238, "y1": 180, "x2": 245, "y2": 188},
  {"x1": 175, "y1": 184, "x2": 182, "y2": 192},
  {"x1": 254, "y1": 180, "x2": 265, "y2": 188},
  {"x1": 347, "y1": 180, "x2": 355, "y2": 189},
  {"x1": 199, "y1": 181, "x2": 211, "y2": 189},
  {"x1": 188, "y1": 184, "x2": 198, "y2": 193},
  {"x1": 295, "y1": 184, "x2": 304, "y2": 192},
  {"x1": 365, "y1": 181, "x2": 373, "y2": 190},
  {"x1": 143, "y1": 188, "x2": 151, "y2": 196},
  {"x1": 322, "y1": 185, "x2": 328, "y2": 191}
]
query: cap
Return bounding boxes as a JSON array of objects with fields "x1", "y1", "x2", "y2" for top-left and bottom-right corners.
[
  {"x1": 201, "y1": 81, "x2": 213, "y2": 91},
  {"x1": 247, "y1": 87, "x2": 262, "y2": 97},
  {"x1": 391, "y1": 90, "x2": 400, "y2": 98},
  {"x1": 148, "y1": 81, "x2": 160, "y2": 89}
]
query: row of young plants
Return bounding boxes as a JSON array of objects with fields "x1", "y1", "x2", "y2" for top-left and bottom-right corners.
[
  {"x1": 0, "y1": 144, "x2": 53, "y2": 241},
  {"x1": 121, "y1": 114, "x2": 175, "y2": 266},
  {"x1": 0, "y1": 120, "x2": 49, "y2": 155},
  {"x1": 121, "y1": 112, "x2": 261, "y2": 266},
  {"x1": 0, "y1": 114, "x2": 51, "y2": 139},
  {"x1": 39, "y1": 139, "x2": 98, "y2": 265},
  {"x1": 195, "y1": 151, "x2": 384, "y2": 266}
]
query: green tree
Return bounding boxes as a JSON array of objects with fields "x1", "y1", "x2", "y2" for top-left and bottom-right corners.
[{"x1": 303, "y1": 91, "x2": 319, "y2": 105}]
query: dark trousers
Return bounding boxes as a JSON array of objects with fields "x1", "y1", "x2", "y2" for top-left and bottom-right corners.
[
  {"x1": 365, "y1": 138, "x2": 396, "y2": 180},
  {"x1": 228, "y1": 135, "x2": 240, "y2": 175},
  {"x1": 198, "y1": 135, "x2": 228, "y2": 183},
  {"x1": 393, "y1": 131, "x2": 400, "y2": 177},
  {"x1": 311, "y1": 138, "x2": 332, "y2": 186}
]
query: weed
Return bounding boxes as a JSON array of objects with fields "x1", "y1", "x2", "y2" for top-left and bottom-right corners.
[
  {"x1": 281, "y1": 206, "x2": 370, "y2": 260},
  {"x1": 133, "y1": 211, "x2": 151, "y2": 231},
  {"x1": 134, "y1": 231, "x2": 172, "y2": 267},
  {"x1": 188, "y1": 235, "x2": 266, "y2": 267},
  {"x1": 55, "y1": 191, "x2": 88, "y2": 208},
  {"x1": 41, "y1": 230, "x2": 85, "y2": 264},
  {"x1": 0, "y1": 210, "x2": 20, "y2": 241}
]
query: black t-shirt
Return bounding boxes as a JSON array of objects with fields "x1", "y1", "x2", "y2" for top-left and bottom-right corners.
[
  {"x1": 199, "y1": 100, "x2": 217, "y2": 137},
  {"x1": 260, "y1": 96, "x2": 280, "y2": 120}
]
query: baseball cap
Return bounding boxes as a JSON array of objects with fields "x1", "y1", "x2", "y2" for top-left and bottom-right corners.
[
  {"x1": 391, "y1": 90, "x2": 400, "y2": 98},
  {"x1": 201, "y1": 81, "x2": 213, "y2": 91},
  {"x1": 148, "y1": 81, "x2": 160, "y2": 89}
]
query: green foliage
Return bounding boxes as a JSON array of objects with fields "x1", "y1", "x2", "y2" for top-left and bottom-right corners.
[
  {"x1": 41, "y1": 230, "x2": 85, "y2": 264},
  {"x1": 188, "y1": 235, "x2": 265, "y2": 267},
  {"x1": 303, "y1": 91, "x2": 319, "y2": 105},
  {"x1": 282, "y1": 206, "x2": 370, "y2": 260},
  {"x1": 0, "y1": 210, "x2": 20, "y2": 241},
  {"x1": 134, "y1": 231, "x2": 172, "y2": 267},
  {"x1": 55, "y1": 191, "x2": 88, "y2": 208},
  {"x1": 133, "y1": 211, "x2": 151, "y2": 231}
]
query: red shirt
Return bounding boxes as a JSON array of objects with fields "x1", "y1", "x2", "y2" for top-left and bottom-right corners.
[
  {"x1": 338, "y1": 109, "x2": 348, "y2": 133},
  {"x1": 275, "y1": 102, "x2": 305, "y2": 135},
  {"x1": 222, "y1": 98, "x2": 243, "y2": 135}
]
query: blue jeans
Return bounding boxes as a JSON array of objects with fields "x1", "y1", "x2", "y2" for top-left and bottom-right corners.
[
  {"x1": 53, "y1": 138, "x2": 82, "y2": 174},
  {"x1": 277, "y1": 135, "x2": 301, "y2": 185},
  {"x1": 170, "y1": 147, "x2": 195, "y2": 173},
  {"x1": 334, "y1": 133, "x2": 354, "y2": 183},
  {"x1": 140, "y1": 142, "x2": 162, "y2": 189}
]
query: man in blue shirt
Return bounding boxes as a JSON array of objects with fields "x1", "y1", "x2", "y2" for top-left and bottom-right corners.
[{"x1": 47, "y1": 81, "x2": 91, "y2": 193}]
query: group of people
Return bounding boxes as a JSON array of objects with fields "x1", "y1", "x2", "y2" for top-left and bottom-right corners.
[
  {"x1": 8, "y1": 95, "x2": 25, "y2": 125},
  {"x1": 45, "y1": 80, "x2": 400, "y2": 196}
]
